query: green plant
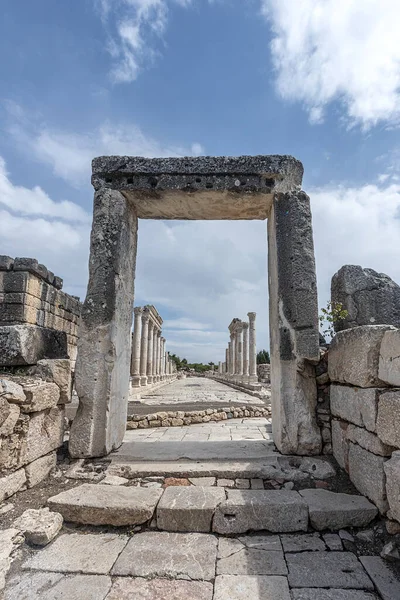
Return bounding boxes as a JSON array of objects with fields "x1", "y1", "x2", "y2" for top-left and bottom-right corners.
[
  {"x1": 319, "y1": 301, "x2": 348, "y2": 339},
  {"x1": 257, "y1": 349, "x2": 270, "y2": 364}
]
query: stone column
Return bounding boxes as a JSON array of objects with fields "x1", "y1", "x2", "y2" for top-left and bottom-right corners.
[
  {"x1": 160, "y1": 337, "x2": 166, "y2": 380},
  {"x1": 237, "y1": 326, "x2": 243, "y2": 378},
  {"x1": 153, "y1": 327, "x2": 158, "y2": 383},
  {"x1": 156, "y1": 330, "x2": 161, "y2": 382},
  {"x1": 267, "y1": 190, "x2": 321, "y2": 455},
  {"x1": 70, "y1": 188, "x2": 138, "y2": 458},
  {"x1": 242, "y1": 322, "x2": 249, "y2": 380},
  {"x1": 147, "y1": 321, "x2": 154, "y2": 384},
  {"x1": 225, "y1": 348, "x2": 229, "y2": 375},
  {"x1": 248, "y1": 312, "x2": 257, "y2": 383},
  {"x1": 140, "y1": 309, "x2": 150, "y2": 386},
  {"x1": 165, "y1": 351, "x2": 169, "y2": 378},
  {"x1": 229, "y1": 336, "x2": 235, "y2": 376},
  {"x1": 131, "y1": 307, "x2": 142, "y2": 387},
  {"x1": 218, "y1": 361, "x2": 222, "y2": 374}
]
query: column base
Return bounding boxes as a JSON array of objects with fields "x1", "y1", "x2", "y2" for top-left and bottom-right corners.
[
  {"x1": 131, "y1": 375, "x2": 141, "y2": 388},
  {"x1": 147, "y1": 375, "x2": 154, "y2": 385},
  {"x1": 140, "y1": 375, "x2": 148, "y2": 386},
  {"x1": 248, "y1": 375, "x2": 258, "y2": 384}
]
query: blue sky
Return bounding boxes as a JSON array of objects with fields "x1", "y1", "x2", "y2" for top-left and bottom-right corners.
[{"x1": 1, "y1": 0, "x2": 400, "y2": 362}]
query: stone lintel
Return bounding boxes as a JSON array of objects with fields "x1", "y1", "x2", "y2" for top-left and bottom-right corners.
[{"x1": 91, "y1": 155, "x2": 303, "y2": 220}]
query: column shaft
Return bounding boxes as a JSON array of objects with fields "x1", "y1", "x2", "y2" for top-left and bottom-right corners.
[
  {"x1": 248, "y1": 312, "x2": 257, "y2": 382},
  {"x1": 140, "y1": 311, "x2": 150, "y2": 385},
  {"x1": 147, "y1": 322, "x2": 154, "y2": 384},
  {"x1": 131, "y1": 307, "x2": 142, "y2": 386},
  {"x1": 243, "y1": 322, "x2": 249, "y2": 378}
]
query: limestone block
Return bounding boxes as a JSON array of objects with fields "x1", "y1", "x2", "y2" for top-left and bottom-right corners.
[
  {"x1": 157, "y1": 486, "x2": 225, "y2": 532},
  {"x1": 25, "y1": 452, "x2": 57, "y2": 488},
  {"x1": 331, "y1": 420, "x2": 349, "y2": 471},
  {"x1": 348, "y1": 442, "x2": 388, "y2": 513},
  {"x1": 213, "y1": 490, "x2": 308, "y2": 534},
  {"x1": 0, "y1": 468, "x2": 26, "y2": 503},
  {"x1": 329, "y1": 325, "x2": 395, "y2": 387},
  {"x1": 287, "y1": 551, "x2": 374, "y2": 589},
  {"x1": 107, "y1": 578, "x2": 213, "y2": 600},
  {"x1": 17, "y1": 380, "x2": 60, "y2": 413},
  {"x1": 13, "y1": 257, "x2": 48, "y2": 280},
  {"x1": 376, "y1": 390, "x2": 400, "y2": 448},
  {"x1": 32, "y1": 359, "x2": 72, "y2": 404},
  {"x1": 23, "y1": 407, "x2": 64, "y2": 465},
  {"x1": 379, "y1": 329, "x2": 400, "y2": 386},
  {"x1": 0, "y1": 379, "x2": 26, "y2": 403},
  {"x1": 47, "y1": 483, "x2": 162, "y2": 526},
  {"x1": 214, "y1": 575, "x2": 291, "y2": 600},
  {"x1": 384, "y1": 451, "x2": 400, "y2": 523},
  {"x1": 299, "y1": 489, "x2": 378, "y2": 530},
  {"x1": 332, "y1": 265, "x2": 400, "y2": 332},
  {"x1": 5, "y1": 573, "x2": 112, "y2": 600},
  {"x1": 0, "y1": 324, "x2": 68, "y2": 366},
  {"x1": 0, "y1": 403, "x2": 20, "y2": 437},
  {"x1": 330, "y1": 385, "x2": 381, "y2": 431},
  {"x1": 347, "y1": 424, "x2": 394, "y2": 456},
  {"x1": 13, "y1": 507, "x2": 63, "y2": 545}
]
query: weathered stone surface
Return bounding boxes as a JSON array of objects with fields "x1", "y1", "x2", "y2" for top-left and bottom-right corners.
[
  {"x1": 0, "y1": 468, "x2": 26, "y2": 502},
  {"x1": 280, "y1": 533, "x2": 325, "y2": 552},
  {"x1": 23, "y1": 532, "x2": 128, "y2": 574},
  {"x1": 69, "y1": 188, "x2": 138, "y2": 458},
  {"x1": 17, "y1": 380, "x2": 60, "y2": 412},
  {"x1": 0, "y1": 528, "x2": 24, "y2": 591},
  {"x1": 323, "y1": 533, "x2": 343, "y2": 551},
  {"x1": 287, "y1": 552, "x2": 374, "y2": 589},
  {"x1": 48, "y1": 483, "x2": 161, "y2": 526},
  {"x1": 384, "y1": 452, "x2": 400, "y2": 523},
  {"x1": 268, "y1": 191, "x2": 321, "y2": 455},
  {"x1": 299, "y1": 489, "x2": 378, "y2": 530},
  {"x1": 107, "y1": 578, "x2": 213, "y2": 600},
  {"x1": 0, "y1": 397, "x2": 11, "y2": 427},
  {"x1": 332, "y1": 420, "x2": 350, "y2": 471},
  {"x1": 379, "y1": 329, "x2": 400, "y2": 386},
  {"x1": 4, "y1": 573, "x2": 112, "y2": 600},
  {"x1": 360, "y1": 556, "x2": 400, "y2": 600},
  {"x1": 157, "y1": 486, "x2": 225, "y2": 532},
  {"x1": 291, "y1": 590, "x2": 378, "y2": 599},
  {"x1": 218, "y1": 536, "x2": 282, "y2": 558},
  {"x1": 377, "y1": 390, "x2": 400, "y2": 448},
  {"x1": 332, "y1": 265, "x2": 400, "y2": 332},
  {"x1": 112, "y1": 532, "x2": 217, "y2": 581},
  {"x1": 217, "y1": 543, "x2": 287, "y2": 575},
  {"x1": 101, "y1": 475, "x2": 129, "y2": 486},
  {"x1": 23, "y1": 407, "x2": 64, "y2": 466},
  {"x1": 214, "y1": 575, "x2": 291, "y2": 600},
  {"x1": 348, "y1": 443, "x2": 388, "y2": 513},
  {"x1": 0, "y1": 379, "x2": 25, "y2": 403},
  {"x1": 331, "y1": 385, "x2": 381, "y2": 432},
  {"x1": 213, "y1": 490, "x2": 308, "y2": 534},
  {"x1": 0, "y1": 403, "x2": 20, "y2": 436},
  {"x1": 13, "y1": 507, "x2": 63, "y2": 545},
  {"x1": 33, "y1": 359, "x2": 72, "y2": 404},
  {"x1": 329, "y1": 326, "x2": 395, "y2": 387},
  {"x1": 0, "y1": 255, "x2": 14, "y2": 270},
  {"x1": 25, "y1": 452, "x2": 57, "y2": 488},
  {"x1": 0, "y1": 324, "x2": 68, "y2": 366},
  {"x1": 189, "y1": 477, "x2": 216, "y2": 486},
  {"x1": 347, "y1": 424, "x2": 394, "y2": 457}
]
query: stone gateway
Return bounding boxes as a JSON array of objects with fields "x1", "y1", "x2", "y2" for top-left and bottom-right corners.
[{"x1": 69, "y1": 155, "x2": 321, "y2": 458}]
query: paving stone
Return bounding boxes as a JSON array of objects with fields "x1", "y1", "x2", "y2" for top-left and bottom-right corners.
[
  {"x1": 23, "y1": 533, "x2": 128, "y2": 574},
  {"x1": 218, "y1": 478, "x2": 235, "y2": 487},
  {"x1": 4, "y1": 573, "x2": 112, "y2": 600},
  {"x1": 0, "y1": 529, "x2": 24, "y2": 592},
  {"x1": 360, "y1": 556, "x2": 400, "y2": 600},
  {"x1": 106, "y1": 577, "x2": 213, "y2": 600},
  {"x1": 323, "y1": 533, "x2": 343, "y2": 551},
  {"x1": 213, "y1": 490, "x2": 308, "y2": 534},
  {"x1": 287, "y1": 552, "x2": 374, "y2": 589},
  {"x1": 290, "y1": 590, "x2": 378, "y2": 599},
  {"x1": 13, "y1": 507, "x2": 63, "y2": 546},
  {"x1": 47, "y1": 483, "x2": 162, "y2": 525},
  {"x1": 251, "y1": 478, "x2": 265, "y2": 489},
  {"x1": 213, "y1": 575, "x2": 291, "y2": 600},
  {"x1": 299, "y1": 489, "x2": 378, "y2": 530},
  {"x1": 189, "y1": 477, "x2": 216, "y2": 486},
  {"x1": 280, "y1": 533, "x2": 325, "y2": 553},
  {"x1": 111, "y1": 531, "x2": 217, "y2": 581},
  {"x1": 235, "y1": 478, "x2": 250, "y2": 489},
  {"x1": 157, "y1": 486, "x2": 225, "y2": 532},
  {"x1": 218, "y1": 536, "x2": 282, "y2": 559},
  {"x1": 217, "y1": 544, "x2": 287, "y2": 575}
]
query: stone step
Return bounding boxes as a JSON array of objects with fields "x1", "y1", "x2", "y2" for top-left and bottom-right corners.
[
  {"x1": 47, "y1": 484, "x2": 379, "y2": 534},
  {"x1": 47, "y1": 483, "x2": 162, "y2": 526}
]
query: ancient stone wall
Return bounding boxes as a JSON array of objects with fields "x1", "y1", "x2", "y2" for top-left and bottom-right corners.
[
  {"x1": 328, "y1": 325, "x2": 400, "y2": 529},
  {"x1": 0, "y1": 256, "x2": 81, "y2": 365}
]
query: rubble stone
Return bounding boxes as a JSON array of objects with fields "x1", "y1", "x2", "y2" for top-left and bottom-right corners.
[
  {"x1": 25, "y1": 452, "x2": 57, "y2": 488},
  {"x1": 0, "y1": 528, "x2": 24, "y2": 591},
  {"x1": 33, "y1": 359, "x2": 72, "y2": 404},
  {"x1": 0, "y1": 379, "x2": 25, "y2": 403},
  {"x1": 17, "y1": 380, "x2": 60, "y2": 412},
  {"x1": 13, "y1": 508, "x2": 63, "y2": 545},
  {"x1": 0, "y1": 469, "x2": 26, "y2": 503},
  {"x1": 328, "y1": 325, "x2": 395, "y2": 387}
]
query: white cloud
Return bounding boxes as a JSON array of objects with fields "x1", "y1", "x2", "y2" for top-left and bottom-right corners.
[
  {"x1": 7, "y1": 111, "x2": 204, "y2": 186},
  {"x1": 262, "y1": 0, "x2": 400, "y2": 128}
]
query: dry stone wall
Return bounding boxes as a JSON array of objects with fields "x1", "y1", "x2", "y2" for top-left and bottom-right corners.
[{"x1": 0, "y1": 256, "x2": 81, "y2": 365}]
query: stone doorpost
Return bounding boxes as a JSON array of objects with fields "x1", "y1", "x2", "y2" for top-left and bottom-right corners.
[
  {"x1": 242, "y1": 322, "x2": 249, "y2": 380},
  {"x1": 140, "y1": 309, "x2": 150, "y2": 386},
  {"x1": 267, "y1": 191, "x2": 321, "y2": 455},
  {"x1": 69, "y1": 188, "x2": 138, "y2": 458},
  {"x1": 248, "y1": 312, "x2": 257, "y2": 383},
  {"x1": 131, "y1": 307, "x2": 142, "y2": 387},
  {"x1": 147, "y1": 321, "x2": 154, "y2": 385}
]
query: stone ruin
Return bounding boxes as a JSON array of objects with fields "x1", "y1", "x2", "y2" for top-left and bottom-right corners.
[{"x1": 0, "y1": 257, "x2": 80, "y2": 502}]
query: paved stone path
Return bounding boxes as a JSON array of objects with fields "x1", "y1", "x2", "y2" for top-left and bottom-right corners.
[{"x1": 5, "y1": 529, "x2": 397, "y2": 599}]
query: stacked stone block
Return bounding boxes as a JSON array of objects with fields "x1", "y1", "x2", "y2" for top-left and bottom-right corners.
[
  {"x1": 329, "y1": 324, "x2": 400, "y2": 524},
  {"x1": 0, "y1": 256, "x2": 81, "y2": 365}
]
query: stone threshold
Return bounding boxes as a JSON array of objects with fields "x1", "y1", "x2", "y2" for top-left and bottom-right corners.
[{"x1": 46, "y1": 483, "x2": 378, "y2": 534}]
